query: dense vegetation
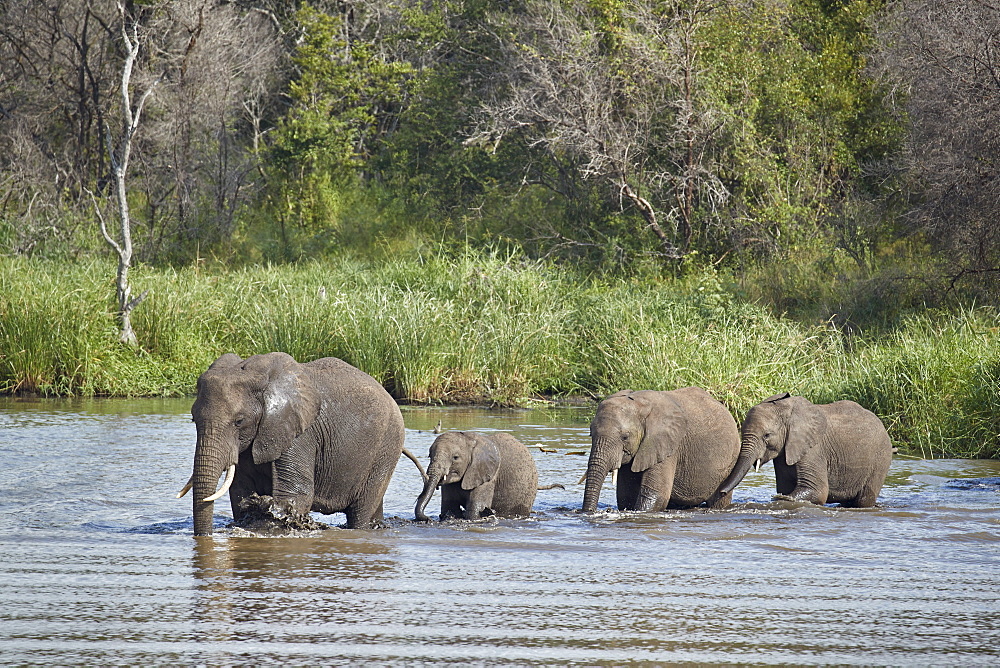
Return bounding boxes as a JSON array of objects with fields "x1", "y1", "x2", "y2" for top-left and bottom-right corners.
[
  {"x1": 1, "y1": 1, "x2": 999, "y2": 457},
  {"x1": 2, "y1": 254, "x2": 998, "y2": 458},
  {"x1": 3, "y1": 0, "x2": 998, "y2": 283}
]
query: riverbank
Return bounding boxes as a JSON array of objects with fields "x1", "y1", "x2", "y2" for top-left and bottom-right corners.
[{"x1": 1, "y1": 254, "x2": 998, "y2": 458}]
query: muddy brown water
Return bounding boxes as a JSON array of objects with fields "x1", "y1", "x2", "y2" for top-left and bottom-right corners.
[{"x1": 1, "y1": 397, "x2": 998, "y2": 665}]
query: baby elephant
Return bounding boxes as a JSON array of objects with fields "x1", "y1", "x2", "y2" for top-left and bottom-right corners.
[
  {"x1": 719, "y1": 393, "x2": 892, "y2": 507},
  {"x1": 414, "y1": 431, "x2": 538, "y2": 521}
]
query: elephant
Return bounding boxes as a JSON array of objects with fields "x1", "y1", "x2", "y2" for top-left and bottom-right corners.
[
  {"x1": 581, "y1": 387, "x2": 741, "y2": 513},
  {"x1": 177, "y1": 352, "x2": 414, "y2": 535},
  {"x1": 414, "y1": 431, "x2": 538, "y2": 521},
  {"x1": 718, "y1": 393, "x2": 892, "y2": 507}
]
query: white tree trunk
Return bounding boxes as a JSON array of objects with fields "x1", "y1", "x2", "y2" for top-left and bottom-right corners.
[{"x1": 99, "y1": 2, "x2": 155, "y2": 346}]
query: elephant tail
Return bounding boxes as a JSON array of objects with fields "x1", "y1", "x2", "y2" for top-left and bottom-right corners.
[{"x1": 402, "y1": 447, "x2": 428, "y2": 483}]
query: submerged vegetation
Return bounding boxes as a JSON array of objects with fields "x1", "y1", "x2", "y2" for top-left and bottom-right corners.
[{"x1": 1, "y1": 253, "x2": 998, "y2": 459}]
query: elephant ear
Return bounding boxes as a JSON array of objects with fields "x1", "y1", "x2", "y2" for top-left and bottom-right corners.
[
  {"x1": 630, "y1": 394, "x2": 684, "y2": 473},
  {"x1": 784, "y1": 398, "x2": 826, "y2": 466},
  {"x1": 764, "y1": 392, "x2": 791, "y2": 403},
  {"x1": 247, "y1": 353, "x2": 320, "y2": 465},
  {"x1": 463, "y1": 434, "x2": 501, "y2": 490}
]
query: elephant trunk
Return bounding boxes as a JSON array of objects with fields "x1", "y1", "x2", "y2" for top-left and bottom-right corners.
[
  {"x1": 192, "y1": 426, "x2": 234, "y2": 536},
  {"x1": 414, "y1": 471, "x2": 444, "y2": 522},
  {"x1": 718, "y1": 436, "x2": 763, "y2": 495},
  {"x1": 582, "y1": 437, "x2": 620, "y2": 512}
]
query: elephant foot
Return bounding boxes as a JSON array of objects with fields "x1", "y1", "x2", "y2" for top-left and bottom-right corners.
[
  {"x1": 234, "y1": 493, "x2": 330, "y2": 534},
  {"x1": 706, "y1": 489, "x2": 733, "y2": 509}
]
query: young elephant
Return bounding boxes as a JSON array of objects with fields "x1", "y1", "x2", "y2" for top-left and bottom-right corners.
[
  {"x1": 414, "y1": 431, "x2": 538, "y2": 521},
  {"x1": 718, "y1": 393, "x2": 892, "y2": 507},
  {"x1": 582, "y1": 387, "x2": 741, "y2": 512}
]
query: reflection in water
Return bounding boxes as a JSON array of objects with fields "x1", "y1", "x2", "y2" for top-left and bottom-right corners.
[
  {"x1": 0, "y1": 398, "x2": 998, "y2": 665},
  {"x1": 189, "y1": 533, "x2": 396, "y2": 660}
]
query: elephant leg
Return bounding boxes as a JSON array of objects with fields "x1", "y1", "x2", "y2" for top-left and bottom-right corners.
[
  {"x1": 707, "y1": 488, "x2": 733, "y2": 509},
  {"x1": 271, "y1": 436, "x2": 317, "y2": 517},
  {"x1": 785, "y1": 462, "x2": 829, "y2": 505},
  {"x1": 615, "y1": 466, "x2": 643, "y2": 510},
  {"x1": 633, "y1": 462, "x2": 673, "y2": 512},
  {"x1": 773, "y1": 459, "x2": 797, "y2": 497},
  {"x1": 230, "y1": 448, "x2": 272, "y2": 522},
  {"x1": 345, "y1": 498, "x2": 385, "y2": 529},
  {"x1": 463, "y1": 481, "x2": 497, "y2": 520},
  {"x1": 439, "y1": 484, "x2": 465, "y2": 521},
  {"x1": 845, "y1": 478, "x2": 882, "y2": 508},
  {"x1": 617, "y1": 466, "x2": 676, "y2": 511},
  {"x1": 789, "y1": 487, "x2": 827, "y2": 504}
]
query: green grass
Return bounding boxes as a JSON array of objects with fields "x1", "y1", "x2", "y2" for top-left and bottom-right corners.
[{"x1": 1, "y1": 252, "x2": 999, "y2": 458}]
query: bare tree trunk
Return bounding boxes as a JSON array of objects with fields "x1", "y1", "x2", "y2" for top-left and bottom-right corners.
[
  {"x1": 621, "y1": 182, "x2": 681, "y2": 259},
  {"x1": 99, "y1": 1, "x2": 156, "y2": 346}
]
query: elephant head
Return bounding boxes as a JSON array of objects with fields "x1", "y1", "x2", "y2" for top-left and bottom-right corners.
[
  {"x1": 414, "y1": 432, "x2": 500, "y2": 522},
  {"x1": 178, "y1": 352, "x2": 320, "y2": 535},
  {"x1": 581, "y1": 391, "x2": 681, "y2": 512},
  {"x1": 719, "y1": 393, "x2": 822, "y2": 495}
]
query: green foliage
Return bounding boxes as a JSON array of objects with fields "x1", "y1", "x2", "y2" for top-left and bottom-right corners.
[
  {"x1": 3, "y1": 254, "x2": 999, "y2": 458},
  {"x1": 839, "y1": 308, "x2": 1000, "y2": 458},
  {"x1": 702, "y1": 0, "x2": 901, "y2": 254},
  {"x1": 255, "y1": 3, "x2": 416, "y2": 259},
  {"x1": 273, "y1": 4, "x2": 413, "y2": 175},
  {"x1": 359, "y1": 0, "x2": 901, "y2": 270}
]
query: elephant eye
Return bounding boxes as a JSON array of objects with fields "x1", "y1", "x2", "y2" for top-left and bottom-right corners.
[
  {"x1": 452, "y1": 455, "x2": 460, "y2": 460},
  {"x1": 235, "y1": 418, "x2": 245, "y2": 428}
]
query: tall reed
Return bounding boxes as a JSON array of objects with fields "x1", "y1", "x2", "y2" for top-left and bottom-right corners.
[{"x1": 1, "y1": 254, "x2": 998, "y2": 457}]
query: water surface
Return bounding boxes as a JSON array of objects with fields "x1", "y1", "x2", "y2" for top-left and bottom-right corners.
[{"x1": 1, "y1": 397, "x2": 998, "y2": 665}]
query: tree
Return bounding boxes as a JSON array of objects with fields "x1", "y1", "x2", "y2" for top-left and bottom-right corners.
[
  {"x1": 466, "y1": 0, "x2": 728, "y2": 262},
  {"x1": 876, "y1": 0, "x2": 1000, "y2": 294},
  {"x1": 138, "y1": 0, "x2": 286, "y2": 261},
  {"x1": 98, "y1": 1, "x2": 159, "y2": 346},
  {"x1": 0, "y1": 0, "x2": 121, "y2": 254},
  {"x1": 260, "y1": 2, "x2": 415, "y2": 258},
  {"x1": 0, "y1": 0, "x2": 285, "y2": 263}
]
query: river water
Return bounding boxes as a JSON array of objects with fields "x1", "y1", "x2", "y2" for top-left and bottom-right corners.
[{"x1": 1, "y1": 397, "x2": 998, "y2": 666}]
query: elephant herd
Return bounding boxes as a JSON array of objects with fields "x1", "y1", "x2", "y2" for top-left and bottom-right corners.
[{"x1": 177, "y1": 353, "x2": 893, "y2": 535}]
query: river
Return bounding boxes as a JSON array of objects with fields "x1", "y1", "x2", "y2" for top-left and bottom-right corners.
[{"x1": 1, "y1": 397, "x2": 998, "y2": 665}]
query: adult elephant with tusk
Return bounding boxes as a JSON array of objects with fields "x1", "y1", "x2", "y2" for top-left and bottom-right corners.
[
  {"x1": 581, "y1": 387, "x2": 740, "y2": 513},
  {"x1": 718, "y1": 393, "x2": 892, "y2": 507},
  {"x1": 177, "y1": 352, "x2": 415, "y2": 535}
]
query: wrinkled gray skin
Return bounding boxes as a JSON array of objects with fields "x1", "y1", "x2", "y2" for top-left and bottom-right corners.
[
  {"x1": 582, "y1": 387, "x2": 740, "y2": 512},
  {"x1": 414, "y1": 431, "x2": 538, "y2": 521},
  {"x1": 187, "y1": 352, "x2": 405, "y2": 535},
  {"x1": 719, "y1": 393, "x2": 892, "y2": 507}
]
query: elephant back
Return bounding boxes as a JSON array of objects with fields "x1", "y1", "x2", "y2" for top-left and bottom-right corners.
[
  {"x1": 307, "y1": 357, "x2": 405, "y2": 511},
  {"x1": 491, "y1": 433, "x2": 539, "y2": 517},
  {"x1": 664, "y1": 387, "x2": 741, "y2": 506}
]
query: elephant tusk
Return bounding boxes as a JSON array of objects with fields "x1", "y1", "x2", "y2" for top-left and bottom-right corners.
[
  {"x1": 754, "y1": 459, "x2": 761, "y2": 473},
  {"x1": 201, "y1": 465, "x2": 236, "y2": 502},
  {"x1": 611, "y1": 468, "x2": 618, "y2": 486},
  {"x1": 176, "y1": 475, "x2": 194, "y2": 499}
]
